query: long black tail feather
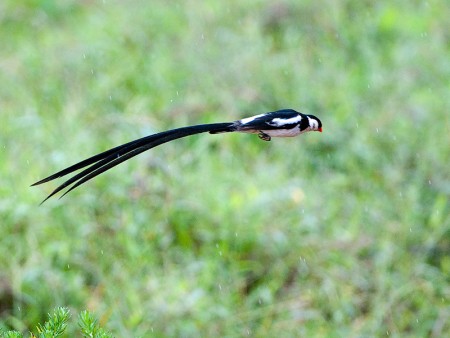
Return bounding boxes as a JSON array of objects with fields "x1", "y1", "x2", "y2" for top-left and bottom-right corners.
[{"x1": 33, "y1": 122, "x2": 234, "y2": 203}]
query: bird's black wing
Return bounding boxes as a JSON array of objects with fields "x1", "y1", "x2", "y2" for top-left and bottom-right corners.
[
  {"x1": 237, "y1": 109, "x2": 304, "y2": 131},
  {"x1": 32, "y1": 122, "x2": 234, "y2": 203}
]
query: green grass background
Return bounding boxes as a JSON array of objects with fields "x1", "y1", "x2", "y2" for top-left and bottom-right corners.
[{"x1": 1, "y1": 0, "x2": 449, "y2": 336}]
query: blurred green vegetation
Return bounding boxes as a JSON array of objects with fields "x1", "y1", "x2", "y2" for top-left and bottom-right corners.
[
  {"x1": 1, "y1": 0, "x2": 449, "y2": 336},
  {"x1": 1, "y1": 307, "x2": 113, "y2": 337}
]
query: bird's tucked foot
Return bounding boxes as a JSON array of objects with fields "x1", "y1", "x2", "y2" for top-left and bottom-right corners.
[{"x1": 258, "y1": 131, "x2": 271, "y2": 141}]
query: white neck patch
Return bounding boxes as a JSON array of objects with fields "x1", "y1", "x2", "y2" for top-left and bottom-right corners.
[{"x1": 307, "y1": 117, "x2": 318, "y2": 130}]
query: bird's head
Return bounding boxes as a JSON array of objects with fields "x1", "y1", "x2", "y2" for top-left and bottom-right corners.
[{"x1": 306, "y1": 114, "x2": 322, "y2": 132}]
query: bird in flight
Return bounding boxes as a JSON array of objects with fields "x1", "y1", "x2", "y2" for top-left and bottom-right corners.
[{"x1": 32, "y1": 108, "x2": 322, "y2": 203}]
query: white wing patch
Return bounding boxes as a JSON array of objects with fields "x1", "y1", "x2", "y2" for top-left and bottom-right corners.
[
  {"x1": 268, "y1": 115, "x2": 302, "y2": 127},
  {"x1": 240, "y1": 113, "x2": 266, "y2": 125}
]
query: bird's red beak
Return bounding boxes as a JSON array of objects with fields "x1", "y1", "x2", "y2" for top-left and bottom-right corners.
[{"x1": 318, "y1": 127, "x2": 322, "y2": 132}]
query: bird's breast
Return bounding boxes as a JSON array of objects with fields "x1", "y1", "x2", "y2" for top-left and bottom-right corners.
[{"x1": 263, "y1": 126, "x2": 302, "y2": 138}]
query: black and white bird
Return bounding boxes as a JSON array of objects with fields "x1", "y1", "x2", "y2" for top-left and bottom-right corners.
[{"x1": 32, "y1": 108, "x2": 322, "y2": 203}]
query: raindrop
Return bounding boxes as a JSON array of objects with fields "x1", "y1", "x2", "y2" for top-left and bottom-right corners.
[
  {"x1": 218, "y1": 284, "x2": 222, "y2": 290},
  {"x1": 101, "y1": 250, "x2": 104, "y2": 255},
  {"x1": 83, "y1": 54, "x2": 86, "y2": 59},
  {"x1": 235, "y1": 232, "x2": 238, "y2": 237},
  {"x1": 428, "y1": 180, "x2": 431, "y2": 185},
  {"x1": 109, "y1": 95, "x2": 112, "y2": 101},
  {"x1": 376, "y1": 128, "x2": 379, "y2": 133}
]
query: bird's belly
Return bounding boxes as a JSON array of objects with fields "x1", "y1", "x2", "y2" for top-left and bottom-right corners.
[{"x1": 264, "y1": 127, "x2": 301, "y2": 138}]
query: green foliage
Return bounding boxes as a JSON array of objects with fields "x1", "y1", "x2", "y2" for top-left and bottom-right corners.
[
  {"x1": 78, "y1": 311, "x2": 113, "y2": 338},
  {"x1": 0, "y1": 308, "x2": 112, "y2": 338},
  {"x1": 1, "y1": 331, "x2": 22, "y2": 338},
  {"x1": 35, "y1": 307, "x2": 69, "y2": 337},
  {"x1": 0, "y1": 0, "x2": 449, "y2": 336}
]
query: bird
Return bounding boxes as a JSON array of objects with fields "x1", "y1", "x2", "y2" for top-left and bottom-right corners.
[{"x1": 32, "y1": 108, "x2": 322, "y2": 203}]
